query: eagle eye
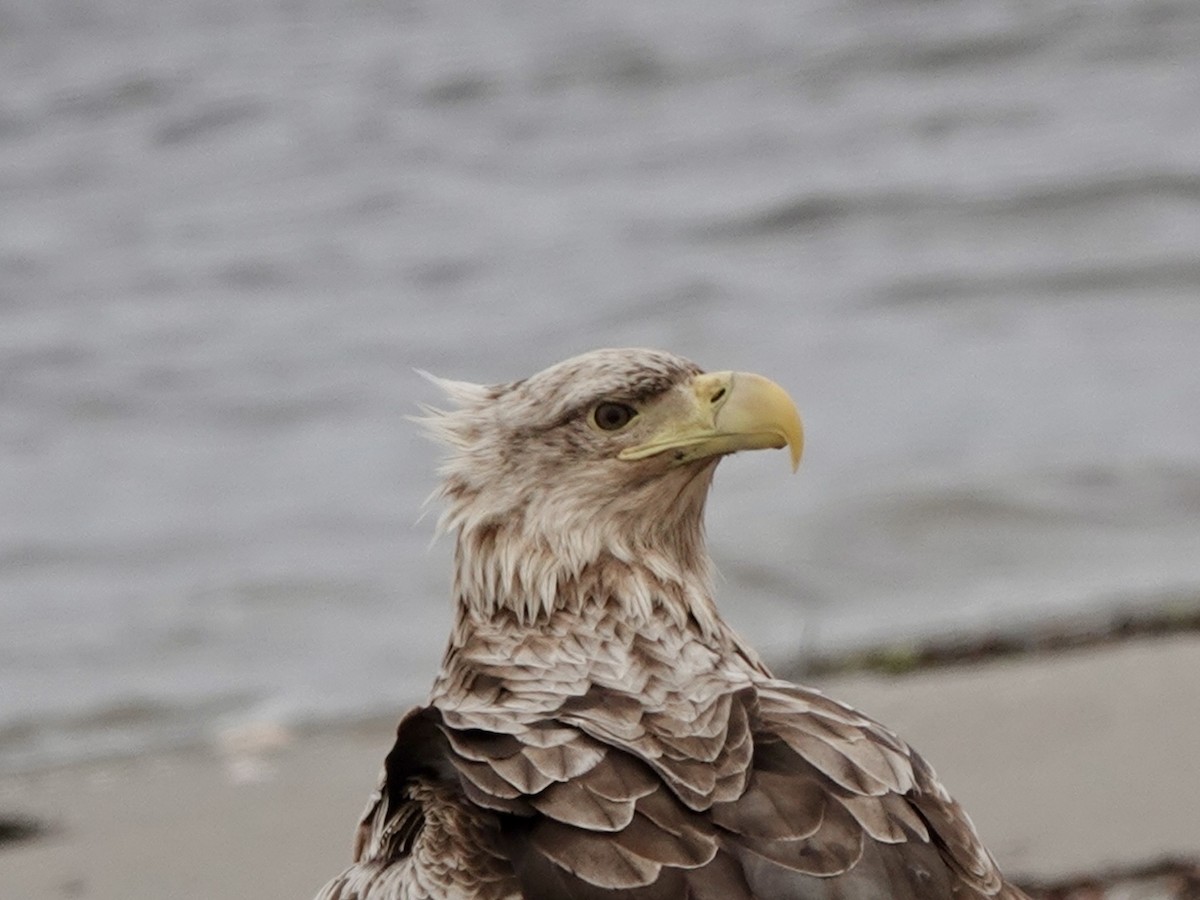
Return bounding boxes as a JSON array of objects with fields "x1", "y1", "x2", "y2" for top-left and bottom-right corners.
[{"x1": 590, "y1": 402, "x2": 637, "y2": 431}]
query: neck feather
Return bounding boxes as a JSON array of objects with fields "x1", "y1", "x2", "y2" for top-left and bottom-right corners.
[
  {"x1": 431, "y1": 487, "x2": 773, "y2": 719},
  {"x1": 438, "y1": 459, "x2": 724, "y2": 635},
  {"x1": 448, "y1": 510, "x2": 719, "y2": 641}
]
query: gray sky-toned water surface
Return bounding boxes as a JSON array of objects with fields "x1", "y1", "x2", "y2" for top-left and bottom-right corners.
[{"x1": 2, "y1": 0, "x2": 1199, "y2": 771}]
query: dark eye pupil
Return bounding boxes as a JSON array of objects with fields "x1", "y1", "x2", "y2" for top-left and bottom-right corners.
[{"x1": 594, "y1": 402, "x2": 635, "y2": 431}]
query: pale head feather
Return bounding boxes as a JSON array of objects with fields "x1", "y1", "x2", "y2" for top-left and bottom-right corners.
[{"x1": 415, "y1": 349, "x2": 724, "y2": 636}]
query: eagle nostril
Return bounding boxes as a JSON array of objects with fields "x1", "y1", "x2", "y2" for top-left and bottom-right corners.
[{"x1": 710, "y1": 387, "x2": 726, "y2": 404}]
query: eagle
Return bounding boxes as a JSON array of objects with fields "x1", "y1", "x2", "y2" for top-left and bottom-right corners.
[{"x1": 315, "y1": 347, "x2": 1029, "y2": 900}]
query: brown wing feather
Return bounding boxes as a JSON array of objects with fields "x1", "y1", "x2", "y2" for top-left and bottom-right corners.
[
  {"x1": 317, "y1": 684, "x2": 1029, "y2": 900},
  {"x1": 314, "y1": 706, "x2": 521, "y2": 900}
]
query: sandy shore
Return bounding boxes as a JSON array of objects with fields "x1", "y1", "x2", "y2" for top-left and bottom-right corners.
[{"x1": 2, "y1": 634, "x2": 1197, "y2": 899}]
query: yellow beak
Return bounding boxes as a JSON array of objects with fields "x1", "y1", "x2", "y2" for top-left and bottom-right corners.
[{"x1": 618, "y1": 371, "x2": 803, "y2": 471}]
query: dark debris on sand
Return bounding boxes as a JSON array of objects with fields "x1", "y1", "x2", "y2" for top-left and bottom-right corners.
[
  {"x1": 0, "y1": 813, "x2": 52, "y2": 848},
  {"x1": 790, "y1": 596, "x2": 1200, "y2": 679}
]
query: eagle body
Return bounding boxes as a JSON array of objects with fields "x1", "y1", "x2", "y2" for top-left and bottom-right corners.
[{"x1": 316, "y1": 349, "x2": 1028, "y2": 900}]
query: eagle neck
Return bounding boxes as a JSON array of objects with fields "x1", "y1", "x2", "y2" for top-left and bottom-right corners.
[
  {"x1": 432, "y1": 460, "x2": 772, "y2": 708},
  {"x1": 444, "y1": 463, "x2": 723, "y2": 627},
  {"x1": 448, "y1": 523, "x2": 718, "y2": 636}
]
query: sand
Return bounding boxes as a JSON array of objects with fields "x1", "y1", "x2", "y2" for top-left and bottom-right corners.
[{"x1": 2, "y1": 635, "x2": 1198, "y2": 899}]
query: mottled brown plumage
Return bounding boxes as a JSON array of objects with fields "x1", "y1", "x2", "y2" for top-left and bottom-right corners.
[{"x1": 315, "y1": 348, "x2": 1029, "y2": 900}]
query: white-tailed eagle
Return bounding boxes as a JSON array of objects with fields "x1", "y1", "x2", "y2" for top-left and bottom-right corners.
[{"x1": 315, "y1": 348, "x2": 1029, "y2": 900}]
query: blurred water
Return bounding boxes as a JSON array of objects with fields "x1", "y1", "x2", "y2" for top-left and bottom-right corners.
[{"x1": 1, "y1": 0, "x2": 1199, "y2": 772}]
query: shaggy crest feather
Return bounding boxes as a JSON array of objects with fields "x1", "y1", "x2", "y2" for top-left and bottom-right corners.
[{"x1": 316, "y1": 348, "x2": 1030, "y2": 900}]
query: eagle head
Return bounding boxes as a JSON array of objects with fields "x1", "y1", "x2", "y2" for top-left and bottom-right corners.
[{"x1": 420, "y1": 348, "x2": 802, "y2": 625}]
